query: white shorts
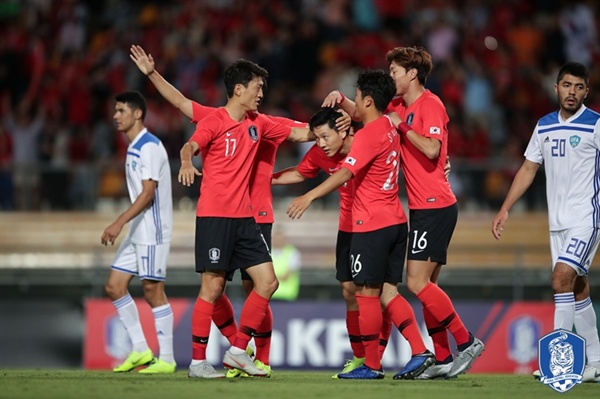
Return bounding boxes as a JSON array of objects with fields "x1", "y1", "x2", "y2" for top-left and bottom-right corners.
[
  {"x1": 111, "y1": 236, "x2": 170, "y2": 281},
  {"x1": 550, "y1": 226, "x2": 599, "y2": 276}
]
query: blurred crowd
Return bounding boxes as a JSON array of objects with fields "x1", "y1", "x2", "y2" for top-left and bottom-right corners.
[{"x1": 1, "y1": 0, "x2": 599, "y2": 211}]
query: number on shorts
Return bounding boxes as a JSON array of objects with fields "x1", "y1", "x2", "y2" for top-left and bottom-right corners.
[
  {"x1": 350, "y1": 254, "x2": 362, "y2": 277},
  {"x1": 566, "y1": 237, "x2": 587, "y2": 258},
  {"x1": 411, "y1": 230, "x2": 428, "y2": 252}
]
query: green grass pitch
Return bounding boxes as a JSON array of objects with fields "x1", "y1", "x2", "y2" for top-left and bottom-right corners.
[{"x1": 0, "y1": 370, "x2": 597, "y2": 399}]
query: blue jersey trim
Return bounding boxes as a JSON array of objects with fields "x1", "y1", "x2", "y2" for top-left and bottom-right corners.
[
  {"x1": 132, "y1": 132, "x2": 160, "y2": 151},
  {"x1": 127, "y1": 151, "x2": 140, "y2": 158},
  {"x1": 572, "y1": 108, "x2": 600, "y2": 126},
  {"x1": 538, "y1": 125, "x2": 594, "y2": 134}
]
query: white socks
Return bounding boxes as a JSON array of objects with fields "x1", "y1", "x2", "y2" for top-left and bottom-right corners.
[
  {"x1": 554, "y1": 292, "x2": 575, "y2": 331},
  {"x1": 153, "y1": 303, "x2": 174, "y2": 363},
  {"x1": 113, "y1": 294, "x2": 149, "y2": 353},
  {"x1": 575, "y1": 298, "x2": 600, "y2": 367}
]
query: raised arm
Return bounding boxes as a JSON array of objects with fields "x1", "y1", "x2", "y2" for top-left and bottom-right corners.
[
  {"x1": 491, "y1": 159, "x2": 540, "y2": 240},
  {"x1": 130, "y1": 45, "x2": 193, "y2": 119}
]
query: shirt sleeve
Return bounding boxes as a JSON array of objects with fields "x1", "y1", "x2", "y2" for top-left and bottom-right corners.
[
  {"x1": 594, "y1": 119, "x2": 600, "y2": 150},
  {"x1": 191, "y1": 101, "x2": 217, "y2": 124},
  {"x1": 139, "y1": 143, "x2": 161, "y2": 181},
  {"x1": 189, "y1": 117, "x2": 219, "y2": 151},
  {"x1": 259, "y1": 114, "x2": 292, "y2": 145},
  {"x1": 267, "y1": 115, "x2": 306, "y2": 128},
  {"x1": 419, "y1": 97, "x2": 447, "y2": 141},
  {"x1": 524, "y1": 124, "x2": 543, "y2": 164},
  {"x1": 297, "y1": 145, "x2": 323, "y2": 178},
  {"x1": 342, "y1": 130, "x2": 379, "y2": 176}
]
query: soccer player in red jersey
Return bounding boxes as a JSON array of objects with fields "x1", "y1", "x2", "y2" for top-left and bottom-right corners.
[
  {"x1": 130, "y1": 45, "x2": 318, "y2": 377},
  {"x1": 287, "y1": 71, "x2": 435, "y2": 379},
  {"x1": 272, "y1": 108, "x2": 366, "y2": 376},
  {"x1": 323, "y1": 47, "x2": 485, "y2": 379},
  {"x1": 273, "y1": 108, "x2": 399, "y2": 376},
  {"x1": 178, "y1": 59, "x2": 311, "y2": 378}
]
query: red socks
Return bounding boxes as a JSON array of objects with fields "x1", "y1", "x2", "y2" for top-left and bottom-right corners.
[
  {"x1": 212, "y1": 294, "x2": 237, "y2": 345},
  {"x1": 417, "y1": 282, "x2": 469, "y2": 346},
  {"x1": 346, "y1": 310, "x2": 365, "y2": 358},
  {"x1": 385, "y1": 294, "x2": 427, "y2": 355},
  {"x1": 423, "y1": 306, "x2": 452, "y2": 363},
  {"x1": 356, "y1": 294, "x2": 382, "y2": 370},
  {"x1": 192, "y1": 297, "x2": 214, "y2": 361},
  {"x1": 233, "y1": 291, "x2": 269, "y2": 350},
  {"x1": 379, "y1": 309, "x2": 392, "y2": 359},
  {"x1": 254, "y1": 305, "x2": 273, "y2": 364}
]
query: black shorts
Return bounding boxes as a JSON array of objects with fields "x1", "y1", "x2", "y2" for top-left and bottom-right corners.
[
  {"x1": 195, "y1": 217, "x2": 272, "y2": 275},
  {"x1": 407, "y1": 203, "x2": 458, "y2": 264},
  {"x1": 349, "y1": 223, "x2": 408, "y2": 285},
  {"x1": 240, "y1": 223, "x2": 273, "y2": 281},
  {"x1": 335, "y1": 230, "x2": 353, "y2": 282}
]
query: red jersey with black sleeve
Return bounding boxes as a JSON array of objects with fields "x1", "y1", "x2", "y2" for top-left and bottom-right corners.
[
  {"x1": 297, "y1": 144, "x2": 354, "y2": 232},
  {"x1": 191, "y1": 102, "x2": 302, "y2": 223},
  {"x1": 341, "y1": 115, "x2": 407, "y2": 232},
  {"x1": 188, "y1": 107, "x2": 291, "y2": 218},
  {"x1": 386, "y1": 91, "x2": 456, "y2": 209}
]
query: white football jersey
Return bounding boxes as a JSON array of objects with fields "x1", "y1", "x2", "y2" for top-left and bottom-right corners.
[
  {"x1": 524, "y1": 105, "x2": 600, "y2": 231},
  {"x1": 125, "y1": 129, "x2": 173, "y2": 244}
]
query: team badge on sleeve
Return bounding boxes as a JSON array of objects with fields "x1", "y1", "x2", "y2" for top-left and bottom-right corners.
[
  {"x1": 344, "y1": 157, "x2": 356, "y2": 166},
  {"x1": 430, "y1": 127, "x2": 441, "y2": 135},
  {"x1": 538, "y1": 329, "x2": 585, "y2": 393}
]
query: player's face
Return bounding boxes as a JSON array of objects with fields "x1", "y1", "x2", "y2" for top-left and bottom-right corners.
[
  {"x1": 113, "y1": 102, "x2": 136, "y2": 133},
  {"x1": 240, "y1": 76, "x2": 265, "y2": 112},
  {"x1": 389, "y1": 61, "x2": 410, "y2": 96},
  {"x1": 313, "y1": 124, "x2": 345, "y2": 157},
  {"x1": 555, "y1": 74, "x2": 588, "y2": 117},
  {"x1": 354, "y1": 89, "x2": 365, "y2": 120}
]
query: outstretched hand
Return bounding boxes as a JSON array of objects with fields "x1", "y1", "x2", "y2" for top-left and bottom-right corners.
[
  {"x1": 286, "y1": 195, "x2": 314, "y2": 219},
  {"x1": 130, "y1": 45, "x2": 155, "y2": 76},
  {"x1": 178, "y1": 162, "x2": 202, "y2": 186}
]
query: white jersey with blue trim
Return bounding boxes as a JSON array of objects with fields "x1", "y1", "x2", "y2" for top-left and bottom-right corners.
[
  {"x1": 524, "y1": 105, "x2": 600, "y2": 231},
  {"x1": 125, "y1": 128, "x2": 173, "y2": 245}
]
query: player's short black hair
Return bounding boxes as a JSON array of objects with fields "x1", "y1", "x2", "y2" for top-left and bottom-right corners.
[
  {"x1": 224, "y1": 59, "x2": 269, "y2": 98},
  {"x1": 309, "y1": 107, "x2": 343, "y2": 132},
  {"x1": 356, "y1": 70, "x2": 396, "y2": 112},
  {"x1": 115, "y1": 91, "x2": 147, "y2": 121},
  {"x1": 557, "y1": 62, "x2": 589, "y2": 86}
]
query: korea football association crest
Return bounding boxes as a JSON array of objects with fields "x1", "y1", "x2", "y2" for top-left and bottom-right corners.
[
  {"x1": 569, "y1": 135, "x2": 581, "y2": 148},
  {"x1": 209, "y1": 247, "x2": 220, "y2": 264},
  {"x1": 248, "y1": 125, "x2": 258, "y2": 142},
  {"x1": 538, "y1": 329, "x2": 585, "y2": 393}
]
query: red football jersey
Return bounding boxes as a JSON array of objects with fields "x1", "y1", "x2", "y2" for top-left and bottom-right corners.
[
  {"x1": 191, "y1": 102, "x2": 301, "y2": 222},
  {"x1": 387, "y1": 91, "x2": 456, "y2": 209},
  {"x1": 342, "y1": 116, "x2": 407, "y2": 232},
  {"x1": 188, "y1": 108, "x2": 291, "y2": 218},
  {"x1": 250, "y1": 116, "x2": 304, "y2": 223},
  {"x1": 297, "y1": 144, "x2": 354, "y2": 232}
]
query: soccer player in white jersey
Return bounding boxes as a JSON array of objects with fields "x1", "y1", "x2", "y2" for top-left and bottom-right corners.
[
  {"x1": 492, "y1": 62, "x2": 600, "y2": 382},
  {"x1": 101, "y1": 91, "x2": 175, "y2": 374}
]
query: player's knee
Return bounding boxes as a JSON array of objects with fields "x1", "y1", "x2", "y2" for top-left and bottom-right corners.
[
  {"x1": 242, "y1": 279, "x2": 254, "y2": 296},
  {"x1": 552, "y1": 273, "x2": 573, "y2": 293},
  {"x1": 105, "y1": 281, "x2": 126, "y2": 300},
  {"x1": 405, "y1": 278, "x2": 424, "y2": 295}
]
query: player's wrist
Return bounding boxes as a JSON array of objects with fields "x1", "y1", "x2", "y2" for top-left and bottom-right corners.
[
  {"x1": 398, "y1": 122, "x2": 411, "y2": 135},
  {"x1": 338, "y1": 91, "x2": 345, "y2": 104}
]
